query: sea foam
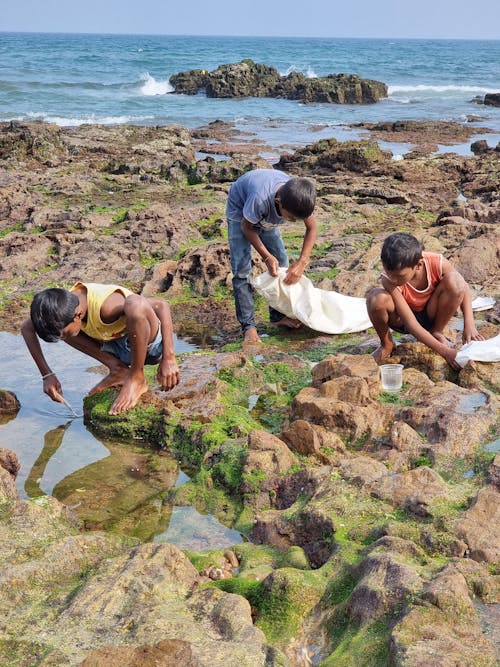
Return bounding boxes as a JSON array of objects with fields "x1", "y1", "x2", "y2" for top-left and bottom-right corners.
[
  {"x1": 281, "y1": 65, "x2": 317, "y2": 78},
  {"x1": 388, "y1": 84, "x2": 499, "y2": 94},
  {"x1": 140, "y1": 73, "x2": 174, "y2": 96},
  {"x1": 22, "y1": 112, "x2": 155, "y2": 126}
]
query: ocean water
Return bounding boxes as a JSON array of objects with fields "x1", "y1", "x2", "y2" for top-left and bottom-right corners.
[{"x1": 1, "y1": 33, "x2": 500, "y2": 150}]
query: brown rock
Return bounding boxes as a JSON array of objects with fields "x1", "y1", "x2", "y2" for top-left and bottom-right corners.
[
  {"x1": 448, "y1": 233, "x2": 500, "y2": 289},
  {"x1": 454, "y1": 485, "x2": 500, "y2": 562},
  {"x1": 78, "y1": 639, "x2": 198, "y2": 667},
  {"x1": 312, "y1": 353, "x2": 379, "y2": 388},
  {"x1": 397, "y1": 380, "x2": 499, "y2": 458},
  {"x1": 459, "y1": 358, "x2": 500, "y2": 393},
  {"x1": 389, "y1": 421, "x2": 425, "y2": 455},
  {"x1": 0, "y1": 448, "x2": 20, "y2": 501},
  {"x1": 170, "y1": 242, "x2": 232, "y2": 298},
  {"x1": 291, "y1": 385, "x2": 390, "y2": 442},
  {"x1": 369, "y1": 467, "x2": 449, "y2": 517},
  {"x1": 318, "y1": 376, "x2": 372, "y2": 405},
  {"x1": 347, "y1": 539, "x2": 423, "y2": 624},
  {"x1": 245, "y1": 430, "x2": 297, "y2": 477},
  {"x1": 487, "y1": 454, "x2": 500, "y2": 489},
  {"x1": 0, "y1": 465, "x2": 19, "y2": 501},
  {"x1": 141, "y1": 260, "x2": 178, "y2": 297},
  {"x1": 391, "y1": 342, "x2": 452, "y2": 382},
  {"x1": 0, "y1": 448, "x2": 20, "y2": 477},
  {"x1": 340, "y1": 456, "x2": 388, "y2": 487},
  {"x1": 391, "y1": 564, "x2": 498, "y2": 666},
  {"x1": 223, "y1": 549, "x2": 239, "y2": 569},
  {"x1": 280, "y1": 419, "x2": 345, "y2": 463},
  {"x1": 251, "y1": 507, "x2": 335, "y2": 568}
]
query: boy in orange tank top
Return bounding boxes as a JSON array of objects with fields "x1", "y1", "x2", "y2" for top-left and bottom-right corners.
[
  {"x1": 366, "y1": 233, "x2": 483, "y2": 370},
  {"x1": 21, "y1": 283, "x2": 180, "y2": 415}
]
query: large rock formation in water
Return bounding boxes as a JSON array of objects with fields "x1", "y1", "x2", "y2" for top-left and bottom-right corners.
[{"x1": 169, "y1": 59, "x2": 388, "y2": 104}]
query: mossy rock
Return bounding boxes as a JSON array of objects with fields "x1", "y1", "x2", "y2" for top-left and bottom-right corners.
[{"x1": 278, "y1": 546, "x2": 310, "y2": 570}]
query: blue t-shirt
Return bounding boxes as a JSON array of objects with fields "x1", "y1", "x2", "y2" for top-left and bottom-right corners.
[{"x1": 226, "y1": 169, "x2": 290, "y2": 229}]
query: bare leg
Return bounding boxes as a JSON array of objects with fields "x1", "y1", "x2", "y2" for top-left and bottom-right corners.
[
  {"x1": 108, "y1": 295, "x2": 158, "y2": 415},
  {"x1": 366, "y1": 288, "x2": 400, "y2": 363},
  {"x1": 426, "y1": 271, "x2": 465, "y2": 347},
  {"x1": 64, "y1": 331, "x2": 130, "y2": 394}
]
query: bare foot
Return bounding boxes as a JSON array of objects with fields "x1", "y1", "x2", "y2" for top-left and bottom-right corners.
[
  {"x1": 270, "y1": 316, "x2": 303, "y2": 330},
  {"x1": 87, "y1": 367, "x2": 129, "y2": 396},
  {"x1": 431, "y1": 331, "x2": 455, "y2": 348},
  {"x1": 109, "y1": 376, "x2": 149, "y2": 415},
  {"x1": 243, "y1": 327, "x2": 262, "y2": 345},
  {"x1": 372, "y1": 344, "x2": 394, "y2": 364}
]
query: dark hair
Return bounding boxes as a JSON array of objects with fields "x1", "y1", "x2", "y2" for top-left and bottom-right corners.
[
  {"x1": 30, "y1": 288, "x2": 79, "y2": 342},
  {"x1": 278, "y1": 177, "x2": 316, "y2": 219},
  {"x1": 381, "y1": 233, "x2": 423, "y2": 271}
]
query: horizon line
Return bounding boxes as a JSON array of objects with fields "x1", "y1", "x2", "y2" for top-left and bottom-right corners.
[{"x1": 1, "y1": 30, "x2": 499, "y2": 41}]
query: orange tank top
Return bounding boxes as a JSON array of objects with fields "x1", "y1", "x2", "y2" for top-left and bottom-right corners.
[{"x1": 399, "y1": 252, "x2": 443, "y2": 312}]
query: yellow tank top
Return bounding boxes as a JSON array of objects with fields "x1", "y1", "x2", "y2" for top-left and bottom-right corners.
[{"x1": 71, "y1": 282, "x2": 133, "y2": 341}]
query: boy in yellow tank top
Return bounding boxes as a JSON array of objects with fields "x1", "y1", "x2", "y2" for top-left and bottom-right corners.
[{"x1": 21, "y1": 282, "x2": 180, "y2": 415}]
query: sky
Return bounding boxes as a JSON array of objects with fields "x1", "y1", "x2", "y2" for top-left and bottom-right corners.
[{"x1": 1, "y1": 0, "x2": 499, "y2": 40}]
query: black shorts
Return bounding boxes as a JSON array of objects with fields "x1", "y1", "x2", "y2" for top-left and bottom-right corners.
[{"x1": 391, "y1": 308, "x2": 434, "y2": 334}]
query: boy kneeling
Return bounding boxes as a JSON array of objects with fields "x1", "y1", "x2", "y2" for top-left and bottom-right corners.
[
  {"x1": 366, "y1": 233, "x2": 483, "y2": 370},
  {"x1": 22, "y1": 282, "x2": 180, "y2": 415}
]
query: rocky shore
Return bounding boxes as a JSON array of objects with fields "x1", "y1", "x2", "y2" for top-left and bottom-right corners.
[{"x1": 0, "y1": 117, "x2": 499, "y2": 666}]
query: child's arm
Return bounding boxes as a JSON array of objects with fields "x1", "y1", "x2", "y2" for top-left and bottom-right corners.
[
  {"x1": 149, "y1": 299, "x2": 180, "y2": 391},
  {"x1": 284, "y1": 215, "x2": 317, "y2": 285},
  {"x1": 21, "y1": 318, "x2": 64, "y2": 402},
  {"x1": 440, "y1": 260, "x2": 484, "y2": 344},
  {"x1": 381, "y1": 278, "x2": 461, "y2": 370},
  {"x1": 460, "y1": 281, "x2": 484, "y2": 343},
  {"x1": 241, "y1": 218, "x2": 280, "y2": 275}
]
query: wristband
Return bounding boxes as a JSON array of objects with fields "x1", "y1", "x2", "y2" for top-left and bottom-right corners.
[{"x1": 41, "y1": 372, "x2": 55, "y2": 380}]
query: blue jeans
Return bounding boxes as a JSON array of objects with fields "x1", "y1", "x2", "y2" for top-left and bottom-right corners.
[{"x1": 228, "y1": 218, "x2": 288, "y2": 332}]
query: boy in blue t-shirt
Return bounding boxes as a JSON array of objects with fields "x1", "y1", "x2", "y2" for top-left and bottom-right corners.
[{"x1": 226, "y1": 169, "x2": 317, "y2": 343}]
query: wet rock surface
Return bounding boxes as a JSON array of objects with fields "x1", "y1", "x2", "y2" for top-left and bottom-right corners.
[{"x1": 0, "y1": 118, "x2": 499, "y2": 665}]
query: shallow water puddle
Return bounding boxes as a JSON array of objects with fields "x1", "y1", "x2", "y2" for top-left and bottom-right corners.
[
  {"x1": 484, "y1": 437, "x2": 500, "y2": 453},
  {"x1": 154, "y1": 506, "x2": 244, "y2": 551},
  {"x1": 456, "y1": 392, "x2": 488, "y2": 414},
  {"x1": 0, "y1": 332, "x2": 240, "y2": 548}
]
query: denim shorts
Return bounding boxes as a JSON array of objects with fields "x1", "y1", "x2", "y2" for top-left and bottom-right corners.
[{"x1": 101, "y1": 320, "x2": 163, "y2": 366}]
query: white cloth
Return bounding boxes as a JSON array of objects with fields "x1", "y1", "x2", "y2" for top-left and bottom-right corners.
[
  {"x1": 455, "y1": 334, "x2": 500, "y2": 368},
  {"x1": 471, "y1": 296, "x2": 496, "y2": 312},
  {"x1": 252, "y1": 269, "x2": 372, "y2": 334}
]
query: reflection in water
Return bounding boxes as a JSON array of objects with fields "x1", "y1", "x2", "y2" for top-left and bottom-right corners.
[
  {"x1": 24, "y1": 422, "x2": 70, "y2": 498},
  {"x1": 0, "y1": 411, "x2": 18, "y2": 427},
  {"x1": 0, "y1": 333, "x2": 242, "y2": 550},
  {"x1": 51, "y1": 440, "x2": 179, "y2": 541}
]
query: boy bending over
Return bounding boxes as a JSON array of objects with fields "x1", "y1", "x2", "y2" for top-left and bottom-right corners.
[
  {"x1": 22, "y1": 282, "x2": 180, "y2": 415},
  {"x1": 227, "y1": 169, "x2": 317, "y2": 344},
  {"x1": 366, "y1": 233, "x2": 483, "y2": 370}
]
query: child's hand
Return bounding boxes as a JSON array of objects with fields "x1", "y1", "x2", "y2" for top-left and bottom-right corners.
[
  {"x1": 441, "y1": 347, "x2": 461, "y2": 371},
  {"x1": 157, "y1": 356, "x2": 180, "y2": 391},
  {"x1": 264, "y1": 255, "x2": 279, "y2": 277},
  {"x1": 43, "y1": 375, "x2": 64, "y2": 402},
  {"x1": 283, "y1": 259, "x2": 306, "y2": 285},
  {"x1": 462, "y1": 324, "x2": 484, "y2": 344}
]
